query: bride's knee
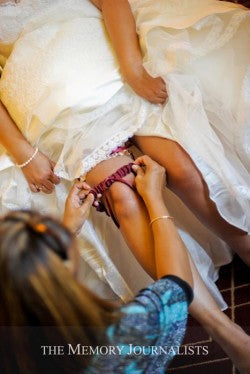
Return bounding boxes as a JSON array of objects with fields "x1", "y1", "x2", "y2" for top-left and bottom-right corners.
[
  {"x1": 107, "y1": 179, "x2": 139, "y2": 220},
  {"x1": 85, "y1": 155, "x2": 139, "y2": 222}
]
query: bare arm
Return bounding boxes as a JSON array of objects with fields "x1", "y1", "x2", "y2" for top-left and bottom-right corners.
[
  {"x1": 90, "y1": 0, "x2": 167, "y2": 104},
  {"x1": 90, "y1": 0, "x2": 102, "y2": 10},
  {"x1": 146, "y1": 195, "x2": 193, "y2": 287},
  {"x1": 0, "y1": 101, "x2": 60, "y2": 192},
  {"x1": 0, "y1": 101, "x2": 35, "y2": 164},
  {"x1": 97, "y1": 0, "x2": 143, "y2": 77},
  {"x1": 133, "y1": 156, "x2": 193, "y2": 288}
]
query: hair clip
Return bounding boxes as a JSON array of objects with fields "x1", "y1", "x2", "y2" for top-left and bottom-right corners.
[{"x1": 34, "y1": 223, "x2": 47, "y2": 233}]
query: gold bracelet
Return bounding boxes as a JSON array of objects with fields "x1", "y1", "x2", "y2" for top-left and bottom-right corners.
[{"x1": 149, "y1": 215, "x2": 174, "y2": 227}]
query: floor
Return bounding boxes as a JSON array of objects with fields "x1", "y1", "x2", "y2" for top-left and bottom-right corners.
[
  {"x1": 232, "y1": 0, "x2": 250, "y2": 7},
  {"x1": 168, "y1": 256, "x2": 250, "y2": 373}
]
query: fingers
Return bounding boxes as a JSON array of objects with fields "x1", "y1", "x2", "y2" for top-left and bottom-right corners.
[
  {"x1": 77, "y1": 182, "x2": 92, "y2": 198},
  {"x1": 67, "y1": 181, "x2": 99, "y2": 208},
  {"x1": 149, "y1": 97, "x2": 166, "y2": 105},
  {"x1": 75, "y1": 181, "x2": 101, "y2": 207},
  {"x1": 81, "y1": 192, "x2": 95, "y2": 209},
  {"x1": 79, "y1": 189, "x2": 101, "y2": 202},
  {"x1": 135, "y1": 71, "x2": 168, "y2": 104},
  {"x1": 36, "y1": 173, "x2": 60, "y2": 193},
  {"x1": 153, "y1": 89, "x2": 168, "y2": 103},
  {"x1": 159, "y1": 77, "x2": 167, "y2": 89},
  {"x1": 132, "y1": 164, "x2": 144, "y2": 177},
  {"x1": 134, "y1": 155, "x2": 155, "y2": 169},
  {"x1": 42, "y1": 179, "x2": 55, "y2": 193},
  {"x1": 49, "y1": 161, "x2": 61, "y2": 185},
  {"x1": 40, "y1": 184, "x2": 53, "y2": 194},
  {"x1": 158, "y1": 91, "x2": 168, "y2": 99},
  {"x1": 30, "y1": 184, "x2": 40, "y2": 193},
  {"x1": 93, "y1": 193, "x2": 102, "y2": 208},
  {"x1": 74, "y1": 181, "x2": 91, "y2": 190},
  {"x1": 158, "y1": 89, "x2": 168, "y2": 99},
  {"x1": 68, "y1": 181, "x2": 88, "y2": 201},
  {"x1": 156, "y1": 76, "x2": 167, "y2": 91},
  {"x1": 134, "y1": 155, "x2": 165, "y2": 176},
  {"x1": 49, "y1": 172, "x2": 61, "y2": 185},
  {"x1": 151, "y1": 77, "x2": 168, "y2": 104},
  {"x1": 50, "y1": 160, "x2": 57, "y2": 169},
  {"x1": 31, "y1": 173, "x2": 60, "y2": 194},
  {"x1": 148, "y1": 94, "x2": 167, "y2": 105},
  {"x1": 30, "y1": 182, "x2": 52, "y2": 194}
]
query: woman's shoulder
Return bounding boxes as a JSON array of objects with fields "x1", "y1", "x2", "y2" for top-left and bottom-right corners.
[
  {"x1": 141, "y1": 275, "x2": 194, "y2": 306},
  {"x1": 87, "y1": 276, "x2": 192, "y2": 373},
  {"x1": 107, "y1": 275, "x2": 193, "y2": 344}
]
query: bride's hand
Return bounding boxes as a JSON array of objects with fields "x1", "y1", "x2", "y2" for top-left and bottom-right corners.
[
  {"x1": 21, "y1": 150, "x2": 60, "y2": 194},
  {"x1": 0, "y1": 102, "x2": 60, "y2": 193},
  {"x1": 125, "y1": 66, "x2": 168, "y2": 104}
]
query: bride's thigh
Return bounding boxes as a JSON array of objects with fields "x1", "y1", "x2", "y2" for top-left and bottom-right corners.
[
  {"x1": 85, "y1": 155, "x2": 135, "y2": 188},
  {"x1": 133, "y1": 135, "x2": 203, "y2": 192}
]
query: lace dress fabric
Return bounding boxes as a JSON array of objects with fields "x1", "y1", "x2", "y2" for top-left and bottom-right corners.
[{"x1": 0, "y1": 0, "x2": 249, "y2": 308}]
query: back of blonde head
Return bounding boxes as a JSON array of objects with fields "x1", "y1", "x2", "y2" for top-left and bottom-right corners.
[{"x1": 0, "y1": 210, "x2": 117, "y2": 374}]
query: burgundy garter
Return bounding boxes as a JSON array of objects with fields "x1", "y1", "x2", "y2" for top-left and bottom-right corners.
[{"x1": 89, "y1": 162, "x2": 135, "y2": 228}]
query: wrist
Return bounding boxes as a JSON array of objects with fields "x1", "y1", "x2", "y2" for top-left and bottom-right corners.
[
  {"x1": 121, "y1": 58, "x2": 144, "y2": 81},
  {"x1": 63, "y1": 216, "x2": 77, "y2": 235},
  {"x1": 145, "y1": 198, "x2": 170, "y2": 219},
  {"x1": 10, "y1": 139, "x2": 36, "y2": 165},
  {"x1": 142, "y1": 192, "x2": 164, "y2": 207}
]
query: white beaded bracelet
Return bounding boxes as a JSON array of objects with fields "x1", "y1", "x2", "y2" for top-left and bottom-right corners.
[{"x1": 16, "y1": 147, "x2": 39, "y2": 168}]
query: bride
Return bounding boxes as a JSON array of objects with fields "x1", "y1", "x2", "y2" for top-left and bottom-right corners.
[{"x1": 0, "y1": 0, "x2": 250, "y2": 370}]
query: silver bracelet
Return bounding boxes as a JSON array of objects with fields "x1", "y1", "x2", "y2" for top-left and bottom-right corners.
[{"x1": 16, "y1": 147, "x2": 39, "y2": 168}]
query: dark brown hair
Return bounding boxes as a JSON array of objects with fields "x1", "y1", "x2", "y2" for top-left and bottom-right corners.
[{"x1": 0, "y1": 210, "x2": 118, "y2": 374}]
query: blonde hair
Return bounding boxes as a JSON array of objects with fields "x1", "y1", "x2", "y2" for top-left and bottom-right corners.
[{"x1": 0, "y1": 210, "x2": 118, "y2": 374}]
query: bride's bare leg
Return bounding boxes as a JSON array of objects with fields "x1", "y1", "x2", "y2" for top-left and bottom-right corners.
[
  {"x1": 189, "y1": 257, "x2": 250, "y2": 374},
  {"x1": 86, "y1": 155, "x2": 250, "y2": 372},
  {"x1": 133, "y1": 136, "x2": 250, "y2": 265},
  {"x1": 86, "y1": 155, "x2": 156, "y2": 278}
]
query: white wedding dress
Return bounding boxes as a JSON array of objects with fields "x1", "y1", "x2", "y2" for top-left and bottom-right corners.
[{"x1": 0, "y1": 0, "x2": 249, "y2": 309}]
